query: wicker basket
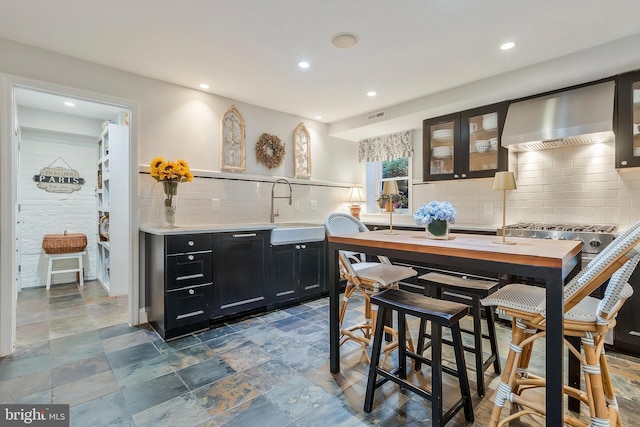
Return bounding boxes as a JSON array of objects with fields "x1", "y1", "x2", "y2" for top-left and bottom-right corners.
[{"x1": 42, "y1": 231, "x2": 87, "y2": 255}]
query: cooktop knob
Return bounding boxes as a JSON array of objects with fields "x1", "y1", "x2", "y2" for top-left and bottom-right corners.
[
  {"x1": 559, "y1": 236, "x2": 567, "y2": 240},
  {"x1": 573, "y1": 237, "x2": 585, "y2": 244},
  {"x1": 530, "y1": 234, "x2": 538, "y2": 239},
  {"x1": 589, "y1": 239, "x2": 602, "y2": 248},
  {"x1": 544, "y1": 236, "x2": 553, "y2": 239}
]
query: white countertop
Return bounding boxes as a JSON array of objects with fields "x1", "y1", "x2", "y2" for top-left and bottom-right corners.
[{"x1": 140, "y1": 221, "x2": 324, "y2": 236}]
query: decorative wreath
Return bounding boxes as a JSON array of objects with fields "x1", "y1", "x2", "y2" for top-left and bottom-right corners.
[{"x1": 255, "y1": 133, "x2": 285, "y2": 169}]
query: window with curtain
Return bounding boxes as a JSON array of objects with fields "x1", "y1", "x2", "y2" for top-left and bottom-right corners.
[{"x1": 360, "y1": 130, "x2": 413, "y2": 214}]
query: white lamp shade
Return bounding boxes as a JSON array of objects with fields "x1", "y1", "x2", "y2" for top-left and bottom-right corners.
[
  {"x1": 382, "y1": 181, "x2": 399, "y2": 195},
  {"x1": 492, "y1": 171, "x2": 517, "y2": 191},
  {"x1": 348, "y1": 187, "x2": 365, "y2": 203}
]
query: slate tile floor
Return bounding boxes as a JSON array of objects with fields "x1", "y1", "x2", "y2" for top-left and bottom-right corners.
[{"x1": 3, "y1": 280, "x2": 640, "y2": 426}]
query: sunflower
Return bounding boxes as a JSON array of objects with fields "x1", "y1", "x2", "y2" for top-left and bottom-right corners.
[
  {"x1": 149, "y1": 157, "x2": 166, "y2": 180},
  {"x1": 150, "y1": 157, "x2": 193, "y2": 182}
]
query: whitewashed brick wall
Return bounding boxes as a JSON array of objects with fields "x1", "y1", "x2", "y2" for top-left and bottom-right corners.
[{"x1": 19, "y1": 130, "x2": 98, "y2": 288}]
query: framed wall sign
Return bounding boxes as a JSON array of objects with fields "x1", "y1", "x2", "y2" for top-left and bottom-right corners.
[
  {"x1": 33, "y1": 157, "x2": 85, "y2": 193},
  {"x1": 293, "y1": 122, "x2": 311, "y2": 178}
]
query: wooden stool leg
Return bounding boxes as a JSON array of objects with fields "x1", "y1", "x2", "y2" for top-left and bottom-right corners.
[
  {"x1": 398, "y1": 311, "x2": 407, "y2": 380},
  {"x1": 431, "y1": 321, "x2": 443, "y2": 427},
  {"x1": 78, "y1": 254, "x2": 84, "y2": 287},
  {"x1": 364, "y1": 304, "x2": 387, "y2": 413},
  {"x1": 600, "y1": 349, "x2": 621, "y2": 426},
  {"x1": 489, "y1": 319, "x2": 526, "y2": 427},
  {"x1": 471, "y1": 297, "x2": 486, "y2": 397},
  {"x1": 339, "y1": 284, "x2": 356, "y2": 325},
  {"x1": 485, "y1": 304, "x2": 501, "y2": 374},
  {"x1": 451, "y1": 322, "x2": 474, "y2": 423},
  {"x1": 583, "y1": 335, "x2": 608, "y2": 421},
  {"x1": 46, "y1": 256, "x2": 53, "y2": 290},
  {"x1": 415, "y1": 318, "x2": 427, "y2": 371}
]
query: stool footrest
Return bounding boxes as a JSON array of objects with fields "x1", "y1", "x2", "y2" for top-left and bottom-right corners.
[{"x1": 373, "y1": 365, "x2": 469, "y2": 425}]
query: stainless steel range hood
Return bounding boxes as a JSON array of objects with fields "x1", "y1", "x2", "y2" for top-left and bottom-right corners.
[{"x1": 501, "y1": 80, "x2": 615, "y2": 151}]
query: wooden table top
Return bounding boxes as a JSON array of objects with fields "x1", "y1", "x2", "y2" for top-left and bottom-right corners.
[{"x1": 327, "y1": 229, "x2": 582, "y2": 269}]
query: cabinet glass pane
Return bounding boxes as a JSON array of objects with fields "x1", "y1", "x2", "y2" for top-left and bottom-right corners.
[
  {"x1": 430, "y1": 121, "x2": 454, "y2": 175},
  {"x1": 468, "y1": 112, "x2": 498, "y2": 172},
  {"x1": 633, "y1": 82, "x2": 640, "y2": 158}
]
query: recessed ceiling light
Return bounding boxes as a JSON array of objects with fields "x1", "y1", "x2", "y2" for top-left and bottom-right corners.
[
  {"x1": 315, "y1": 115, "x2": 323, "y2": 120},
  {"x1": 331, "y1": 32, "x2": 359, "y2": 49},
  {"x1": 64, "y1": 101, "x2": 75, "y2": 107},
  {"x1": 500, "y1": 41, "x2": 516, "y2": 50},
  {"x1": 298, "y1": 61, "x2": 310, "y2": 69},
  {"x1": 199, "y1": 83, "x2": 210, "y2": 89},
  {"x1": 367, "y1": 91, "x2": 377, "y2": 97}
]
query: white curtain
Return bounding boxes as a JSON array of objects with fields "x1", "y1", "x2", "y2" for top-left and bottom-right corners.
[{"x1": 358, "y1": 130, "x2": 413, "y2": 162}]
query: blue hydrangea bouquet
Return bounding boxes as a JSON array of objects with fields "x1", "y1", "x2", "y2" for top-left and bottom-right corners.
[{"x1": 414, "y1": 201, "x2": 456, "y2": 239}]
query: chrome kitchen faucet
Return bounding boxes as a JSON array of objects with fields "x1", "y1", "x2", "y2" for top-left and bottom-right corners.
[{"x1": 270, "y1": 178, "x2": 293, "y2": 223}]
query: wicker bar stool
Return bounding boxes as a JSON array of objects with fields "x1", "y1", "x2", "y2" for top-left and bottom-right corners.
[
  {"x1": 364, "y1": 288, "x2": 474, "y2": 426},
  {"x1": 325, "y1": 213, "x2": 417, "y2": 362},
  {"x1": 416, "y1": 272, "x2": 501, "y2": 397},
  {"x1": 480, "y1": 221, "x2": 640, "y2": 427}
]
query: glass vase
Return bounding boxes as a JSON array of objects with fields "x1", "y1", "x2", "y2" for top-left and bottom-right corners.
[
  {"x1": 162, "y1": 180, "x2": 179, "y2": 227},
  {"x1": 427, "y1": 219, "x2": 449, "y2": 240}
]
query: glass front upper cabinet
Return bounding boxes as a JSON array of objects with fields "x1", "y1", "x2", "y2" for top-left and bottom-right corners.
[
  {"x1": 423, "y1": 102, "x2": 507, "y2": 181},
  {"x1": 615, "y1": 72, "x2": 640, "y2": 168},
  {"x1": 427, "y1": 114, "x2": 457, "y2": 178},
  {"x1": 466, "y1": 111, "x2": 500, "y2": 173}
]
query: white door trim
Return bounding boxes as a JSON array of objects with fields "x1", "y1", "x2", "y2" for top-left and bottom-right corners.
[{"x1": 0, "y1": 74, "x2": 140, "y2": 356}]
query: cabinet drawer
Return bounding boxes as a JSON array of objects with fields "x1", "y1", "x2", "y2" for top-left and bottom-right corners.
[
  {"x1": 166, "y1": 233, "x2": 213, "y2": 254},
  {"x1": 166, "y1": 284, "x2": 212, "y2": 330},
  {"x1": 166, "y1": 252, "x2": 213, "y2": 290}
]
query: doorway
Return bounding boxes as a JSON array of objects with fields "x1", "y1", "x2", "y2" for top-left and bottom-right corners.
[{"x1": 0, "y1": 78, "x2": 139, "y2": 356}]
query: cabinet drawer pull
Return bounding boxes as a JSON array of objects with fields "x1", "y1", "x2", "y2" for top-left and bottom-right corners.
[
  {"x1": 188, "y1": 255, "x2": 194, "y2": 260},
  {"x1": 176, "y1": 309, "x2": 204, "y2": 320},
  {"x1": 177, "y1": 273, "x2": 204, "y2": 281},
  {"x1": 233, "y1": 233, "x2": 257, "y2": 238},
  {"x1": 188, "y1": 241, "x2": 195, "y2": 246}
]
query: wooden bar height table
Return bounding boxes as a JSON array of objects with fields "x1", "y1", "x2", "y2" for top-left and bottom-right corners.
[{"x1": 327, "y1": 230, "x2": 582, "y2": 426}]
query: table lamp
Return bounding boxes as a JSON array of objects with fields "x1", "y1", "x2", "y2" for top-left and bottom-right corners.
[
  {"x1": 348, "y1": 186, "x2": 365, "y2": 219},
  {"x1": 493, "y1": 171, "x2": 517, "y2": 245},
  {"x1": 382, "y1": 181, "x2": 399, "y2": 234}
]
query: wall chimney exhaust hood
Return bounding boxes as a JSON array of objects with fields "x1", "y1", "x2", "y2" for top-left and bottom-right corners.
[{"x1": 501, "y1": 80, "x2": 615, "y2": 151}]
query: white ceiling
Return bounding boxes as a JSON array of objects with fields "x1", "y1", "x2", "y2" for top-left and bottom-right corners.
[
  {"x1": 2, "y1": 0, "x2": 640, "y2": 136},
  {"x1": 14, "y1": 88, "x2": 126, "y2": 120}
]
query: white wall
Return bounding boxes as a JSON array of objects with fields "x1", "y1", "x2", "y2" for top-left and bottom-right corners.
[
  {"x1": 0, "y1": 38, "x2": 359, "y2": 185},
  {"x1": 18, "y1": 106, "x2": 103, "y2": 137},
  {"x1": 19, "y1": 129, "x2": 98, "y2": 288}
]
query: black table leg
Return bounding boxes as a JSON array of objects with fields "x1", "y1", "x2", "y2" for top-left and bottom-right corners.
[{"x1": 329, "y1": 244, "x2": 340, "y2": 374}]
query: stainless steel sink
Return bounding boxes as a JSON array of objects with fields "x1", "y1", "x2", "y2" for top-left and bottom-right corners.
[{"x1": 270, "y1": 223, "x2": 325, "y2": 245}]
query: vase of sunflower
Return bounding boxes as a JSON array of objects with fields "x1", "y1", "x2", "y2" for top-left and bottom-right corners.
[
  {"x1": 149, "y1": 157, "x2": 194, "y2": 227},
  {"x1": 414, "y1": 201, "x2": 456, "y2": 240}
]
